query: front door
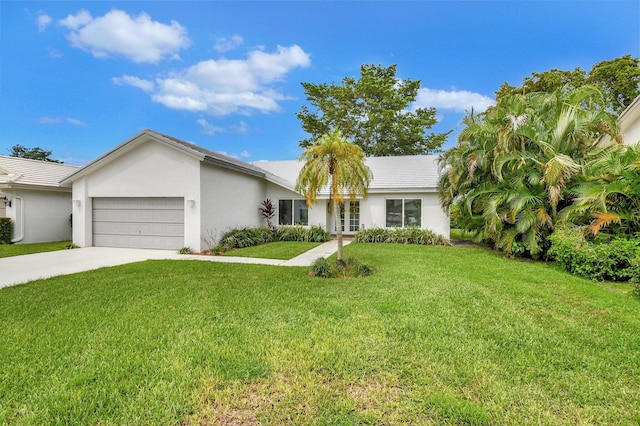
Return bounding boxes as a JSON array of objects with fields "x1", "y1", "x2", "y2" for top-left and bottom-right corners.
[{"x1": 337, "y1": 201, "x2": 360, "y2": 234}]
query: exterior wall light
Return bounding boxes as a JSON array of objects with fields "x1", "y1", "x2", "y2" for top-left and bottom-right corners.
[
  {"x1": 73, "y1": 200, "x2": 81, "y2": 207},
  {"x1": 2, "y1": 196, "x2": 11, "y2": 208},
  {"x1": 187, "y1": 199, "x2": 195, "y2": 207}
]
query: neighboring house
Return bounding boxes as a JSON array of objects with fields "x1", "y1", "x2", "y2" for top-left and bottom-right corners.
[
  {"x1": 0, "y1": 155, "x2": 79, "y2": 243},
  {"x1": 617, "y1": 94, "x2": 640, "y2": 146},
  {"x1": 61, "y1": 129, "x2": 449, "y2": 251}
]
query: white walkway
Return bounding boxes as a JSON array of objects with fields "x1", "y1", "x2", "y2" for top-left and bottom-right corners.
[{"x1": 0, "y1": 240, "x2": 349, "y2": 290}]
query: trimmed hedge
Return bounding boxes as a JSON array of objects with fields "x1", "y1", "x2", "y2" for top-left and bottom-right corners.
[
  {"x1": 0, "y1": 218, "x2": 13, "y2": 244},
  {"x1": 548, "y1": 226, "x2": 640, "y2": 282},
  {"x1": 354, "y1": 227, "x2": 450, "y2": 246}
]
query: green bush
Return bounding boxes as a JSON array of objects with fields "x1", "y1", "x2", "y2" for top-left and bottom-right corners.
[
  {"x1": 309, "y1": 257, "x2": 373, "y2": 278},
  {"x1": 276, "y1": 225, "x2": 331, "y2": 242},
  {"x1": 548, "y1": 227, "x2": 640, "y2": 281},
  {"x1": 310, "y1": 257, "x2": 331, "y2": 278},
  {"x1": 215, "y1": 227, "x2": 275, "y2": 253},
  {"x1": 0, "y1": 218, "x2": 13, "y2": 244},
  {"x1": 214, "y1": 225, "x2": 330, "y2": 254},
  {"x1": 354, "y1": 227, "x2": 450, "y2": 246}
]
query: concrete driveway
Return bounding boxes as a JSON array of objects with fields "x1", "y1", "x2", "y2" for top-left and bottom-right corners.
[{"x1": 0, "y1": 240, "x2": 347, "y2": 290}]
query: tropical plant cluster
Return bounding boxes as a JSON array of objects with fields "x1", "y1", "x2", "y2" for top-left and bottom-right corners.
[
  {"x1": 310, "y1": 256, "x2": 373, "y2": 278},
  {"x1": 439, "y1": 86, "x2": 629, "y2": 259},
  {"x1": 214, "y1": 225, "x2": 330, "y2": 254},
  {"x1": 0, "y1": 218, "x2": 12, "y2": 244},
  {"x1": 548, "y1": 226, "x2": 640, "y2": 282},
  {"x1": 354, "y1": 227, "x2": 450, "y2": 246}
]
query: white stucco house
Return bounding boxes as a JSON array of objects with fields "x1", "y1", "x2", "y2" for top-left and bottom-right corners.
[
  {"x1": 0, "y1": 155, "x2": 79, "y2": 243},
  {"x1": 60, "y1": 129, "x2": 449, "y2": 251},
  {"x1": 617, "y1": 94, "x2": 640, "y2": 146}
]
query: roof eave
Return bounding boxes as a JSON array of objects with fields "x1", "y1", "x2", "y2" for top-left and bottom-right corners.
[{"x1": 60, "y1": 129, "x2": 205, "y2": 185}]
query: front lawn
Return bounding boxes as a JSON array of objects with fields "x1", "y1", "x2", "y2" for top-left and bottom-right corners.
[
  {"x1": 221, "y1": 241, "x2": 321, "y2": 259},
  {"x1": 0, "y1": 240, "x2": 72, "y2": 258},
  {"x1": 0, "y1": 244, "x2": 638, "y2": 424}
]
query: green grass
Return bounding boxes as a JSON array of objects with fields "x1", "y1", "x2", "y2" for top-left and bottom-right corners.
[
  {"x1": 0, "y1": 240, "x2": 72, "y2": 258},
  {"x1": 1, "y1": 244, "x2": 639, "y2": 424},
  {"x1": 221, "y1": 241, "x2": 321, "y2": 259}
]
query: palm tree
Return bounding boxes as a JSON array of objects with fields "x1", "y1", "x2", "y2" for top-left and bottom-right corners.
[
  {"x1": 296, "y1": 129, "x2": 372, "y2": 264},
  {"x1": 439, "y1": 86, "x2": 618, "y2": 257},
  {"x1": 561, "y1": 143, "x2": 640, "y2": 236}
]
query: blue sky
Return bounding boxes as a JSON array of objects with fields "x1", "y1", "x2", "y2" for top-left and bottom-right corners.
[{"x1": 1, "y1": 1, "x2": 638, "y2": 165}]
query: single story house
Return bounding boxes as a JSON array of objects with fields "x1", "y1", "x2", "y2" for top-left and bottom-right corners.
[
  {"x1": 0, "y1": 155, "x2": 79, "y2": 243},
  {"x1": 60, "y1": 129, "x2": 449, "y2": 251}
]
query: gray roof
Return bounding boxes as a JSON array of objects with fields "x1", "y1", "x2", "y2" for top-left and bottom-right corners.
[
  {"x1": 0, "y1": 155, "x2": 78, "y2": 191},
  {"x1": 254, "y1": 155, "x2": 440, "y2": 193},
  {"x1": 60, "y1": 129, "x2": 441, "y2": 193},
  {"x1": 60, "y1": 129, "x2": 293, "y2": 189}
]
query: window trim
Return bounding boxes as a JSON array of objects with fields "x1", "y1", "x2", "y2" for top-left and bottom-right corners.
[
  {"x1": 385, "y1": 198, "x2": 422, "y2": 228},
  {"x1": 278, "y1": 199, "x2": 309, "y2": 226}
]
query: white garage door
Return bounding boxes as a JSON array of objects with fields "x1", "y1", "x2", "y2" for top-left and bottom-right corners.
[{"x1": 93, "y1": 197, "x2": 184, "y2": 250}]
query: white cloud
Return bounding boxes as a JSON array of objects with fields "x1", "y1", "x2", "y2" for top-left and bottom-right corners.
[
  {"x1": 66, "y1": 117, "x2": 88, "y2": 127},
  {"x1": 36, "y1": 13, "x2": 52, "y2": 32},
  {"x1": 413, "y1": 88, "x2": 495, "y2": 113},
  {"x1": 213, "y1": 35, "x2": 243, "y2": 53},
  {"x1": 37, "y1": 117, "x2": 87, "y2": 126},
  {"x1": 196, "y1": 119, "x2": 251, "y2": 137},
  {"x1": 59, "y1": 9, "x2": 92, "y2": 30},
  {"x1": 60, "y1": 9, "x2": 191, "y2": 63},
  {"x1": 120, "y1": 44, "x2": 310, "y2": 116},
  {"x1": 230, "y1": 121, "x2": 249, "y2": 134},
  {"x1": 37, "y1": 117, "x2": 61, "y2": 124},
  {"x1": 197, "y1": 118, "x2": 224, "y2": 136},
  {"x1": 239, "y1": 150, "x2": 250, "y2": 158},
  {"x1": 112, "y1": 75, "x2": 155, "y2": 92}
]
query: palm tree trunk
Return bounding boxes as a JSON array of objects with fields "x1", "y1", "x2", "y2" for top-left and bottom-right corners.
[{"x1": 333, "y1": 198, "x2": 345, "y2": 266}]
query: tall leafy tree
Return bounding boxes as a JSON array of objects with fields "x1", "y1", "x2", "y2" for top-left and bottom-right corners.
[
  {"x1": 297, "y1": 64, "x2": 450, "y2": 156},
  {"x1": 8, "y1": 144, "x2": 62, "y2": 163},
  {"x1": 296, "y1": 130, "x2": 372, "y2": 263},
  {"x1": 495, "y1": 55, "x2": 640, "y2": 113},
  {"x1": 439, "y1": 86, "x2": 618, "y2": 257}
]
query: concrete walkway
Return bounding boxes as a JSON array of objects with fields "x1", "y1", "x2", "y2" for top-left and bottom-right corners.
[{"x1": 0, "y1": 240, "x2": 349, "y2": 290}]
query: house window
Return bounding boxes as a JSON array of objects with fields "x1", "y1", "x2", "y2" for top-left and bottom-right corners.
[
  {"x1": 386, "y1": 199, "x2": 421, "y2": 228},
  {"x1": 278, "y1": 199, "x2": 308, "y2": 226}
]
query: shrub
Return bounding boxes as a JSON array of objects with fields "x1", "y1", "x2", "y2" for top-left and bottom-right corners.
[
  {"x1": 354, "y1": 227, "x2": 450, "y2": 246},
  {"x1": 177, "y1": 247, "x2": 192, "y2": 254},
  {"x1": 0, "y1": 218, "x2": 12, "y2": 244},
  {"x1": 276, "y1": 225, "x2": 331, "y2": 242},
  {"x1": 310, "y1": 257, "x2": 331, "y2": 278},
  {"x1": 216, "y1": 227, "x2": 275, "y2": 253},
  {"x1": 309, "y1": 257, "x2": 373, "y2": 278},
  {"x1": 548, "y1": 227, "x2": 640, "y2": 281}
]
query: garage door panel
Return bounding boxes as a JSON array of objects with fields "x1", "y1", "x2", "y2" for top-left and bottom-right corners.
[{"x1": 93, "y1": 197, "x2": 184, "y2": 249}]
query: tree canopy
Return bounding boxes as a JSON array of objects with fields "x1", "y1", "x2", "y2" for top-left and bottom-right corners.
[
  {"x1": 297, "y1": 64, "x2": 450, "y2": 156},
  {"x1": 495, "y1": 55, "x2": 640, "y2": 114},
  {"x1": 8, "y1": 145, "x2": 62, "y2": 163}
]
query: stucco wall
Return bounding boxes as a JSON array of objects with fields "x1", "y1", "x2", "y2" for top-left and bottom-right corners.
[
  {"x1": 265, "y1": 182, "x2": 327, "y2": 228},
  {"x1": 362, "y1": 192, "x2": 450, "y2": 238},
  {"x1": 199, "y1": 164, "x2": 266, "y2": 250},
  {"x1": 7, "y1": 189, "x2": 72, "y2": 243},
  {"x1": 72, "y1": 140, "x2": 202, "y2": 249}
]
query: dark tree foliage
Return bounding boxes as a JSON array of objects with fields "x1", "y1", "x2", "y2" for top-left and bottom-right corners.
[
  {"x1": 8, "y1": 145, "x2": 62, "y2": 163},
  {"x1": 495, "y1": 55, "x2": 640, "y2": 114},
  {"x1": 297, "y1": 64, "x2": 450, "y2": 156}
]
